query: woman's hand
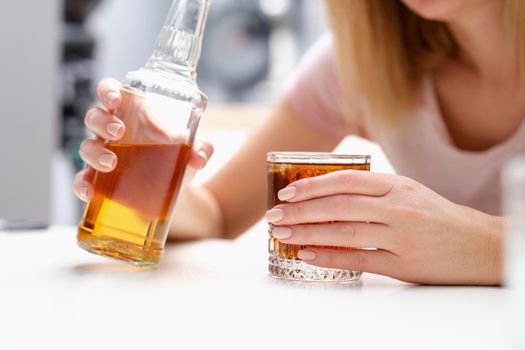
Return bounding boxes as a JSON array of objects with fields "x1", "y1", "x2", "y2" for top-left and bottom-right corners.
[
  {"x1": 265, "y1": 170, "x2": 503, "y2": 285},
  {"x1": 73, "y1": 77, "x2": 213, "y2": 202}
]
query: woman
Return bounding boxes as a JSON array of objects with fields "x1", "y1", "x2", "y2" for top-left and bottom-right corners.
[{"x1": 73, "y1": 0, "x2": 525, "y2": 285}]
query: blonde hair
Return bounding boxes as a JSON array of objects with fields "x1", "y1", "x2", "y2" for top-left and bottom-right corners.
[{"x1": 324, "y1": 0, "x2": 524, "y2": 126}]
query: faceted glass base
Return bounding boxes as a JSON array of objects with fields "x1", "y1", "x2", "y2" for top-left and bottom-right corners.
[
  {"x1": 78, "y1": 227, "x2": 162, "y2": 268},
  {"x1": 269, "y1": 255, "x2": 362, "y2": 282}
]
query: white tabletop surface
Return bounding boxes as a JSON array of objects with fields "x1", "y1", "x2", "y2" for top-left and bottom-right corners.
[{"x1": 0, "y1": 222, "x2": 513, "y2": 350}]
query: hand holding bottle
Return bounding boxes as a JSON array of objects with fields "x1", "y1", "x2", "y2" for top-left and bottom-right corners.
[{"x1": 73, "y1": 78, "x2": 213, "y2": 203}]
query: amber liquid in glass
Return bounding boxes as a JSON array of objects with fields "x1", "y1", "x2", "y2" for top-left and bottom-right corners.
[
  {"x1": 267, "y1": 162, "x2": 370, "y2": 260},
  {"x1": 78, "y1": 142, "x2": 192, "y2": 267}
]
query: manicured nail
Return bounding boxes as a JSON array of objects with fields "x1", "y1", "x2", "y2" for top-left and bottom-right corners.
[
  {"x1": 105, "y1": 91, "x2": 119, "y2": 106},
  {"x1": 272, "y1": 226, "x2": 292, "y2": 239},
  {"x1": 198, "y1": 150, "x2": 208, "y2": 162},
  {"x1": 298, "y1": 249, "x2": 317, "y2": 261},
  {"x1": 79, "y1": 187, "x2": 88, "y2": 201},
  {"x1": 106, "y1": 123, "x2": 123, "y2": 137},
  {"x1": 278, "y1": 186, "x2": 296, "y2": 201},
  {"x1": 265, "y1": 208, "x2": 283, "y2": 223},
  {"x1": 98, "y1": 154, "x2": 116, "y2": 168}
]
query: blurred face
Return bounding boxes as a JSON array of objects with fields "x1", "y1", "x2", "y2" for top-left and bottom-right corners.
[{"x1": 400, "y1": 0, "x2": 501, "y2": 21}]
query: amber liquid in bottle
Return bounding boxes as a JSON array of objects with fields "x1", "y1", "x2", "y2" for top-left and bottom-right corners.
[
  {"x1": 78, "y1": 142, "x2": 192, "y2": 267},
  {"x1": 267, "y1": 162, "x2": 370, "y2": 260}
]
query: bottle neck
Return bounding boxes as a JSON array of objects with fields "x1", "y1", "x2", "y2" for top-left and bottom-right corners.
[{"x1": 145, "y1": 0, "x2": 210, "y2": 81}]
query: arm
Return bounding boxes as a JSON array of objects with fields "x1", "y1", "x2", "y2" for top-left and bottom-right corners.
[{"x1": 169, "y1": 99, "x2": 343, "y2": 240}]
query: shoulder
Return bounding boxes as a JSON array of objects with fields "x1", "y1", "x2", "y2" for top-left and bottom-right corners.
[{"x1": 284, "y1": 33, "x2": 364, "y2": 138}]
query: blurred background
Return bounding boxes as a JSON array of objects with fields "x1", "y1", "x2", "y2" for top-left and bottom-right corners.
[
  {"x1": 0, "y1": 4, "x2": 521, "y2": 347},
  {"x1": 0, "y1": 0, "x2": 386, "y2": 229}
]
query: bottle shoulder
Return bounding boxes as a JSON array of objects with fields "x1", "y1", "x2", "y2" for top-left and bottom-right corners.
[{"x1": 124, "y1": 68, "x2": 207, "y2": 111}]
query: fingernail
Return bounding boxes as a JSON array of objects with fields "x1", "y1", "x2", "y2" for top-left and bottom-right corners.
[
  {"x1": 198, "y1": 150, "x2": 208, "y2": 162},
  {"x1": 272, "y1": 226, "x2": 292, "y2": 239},
  {"x1": 106, "y1": 123, "x2": 123, "y2": 137},
  {"x1": 278, "y1": 186, "x2": 296, "y2": 201},
  {"x1": 265, "y1": 208, "x2": 283, "y2": 223},
  {"x1": 298, "y1": 249, "x2": 317, "y2": 261},
  {"x1": 79, "y1": 187, "x2": 88, "y2": 201},
  {"x1": 105, "y1": 91, "x2": 119, "y2": 106},
  {"x1": 98, "y1": 154, "x2": 116, "y2": 168}
]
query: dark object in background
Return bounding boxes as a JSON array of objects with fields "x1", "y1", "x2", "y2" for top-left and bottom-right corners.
[
  {"x1": 198, "y1": 0, "x2": 304, "y2": 103},
  {"x1": 61, "y1": 0, "x2": 101, "y2": 170},
  {"x1": 66, "y1": 0, "x2": 101, "y2": 23},
  {"x1": 198, "y1": 0, "x2": 271, "y2": 101}
]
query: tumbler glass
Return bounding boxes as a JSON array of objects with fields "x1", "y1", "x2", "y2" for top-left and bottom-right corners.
[{"x1": 267, "y1": 152, "x2": 371, "y2": 282}]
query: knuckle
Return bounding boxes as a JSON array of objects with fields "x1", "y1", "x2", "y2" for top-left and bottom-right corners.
[
  {"x1": 341, "y1": 169, "x2": 366, "y2": 190},
  {"x1": 333, "y1": 195, "x2": 352, "y2": 215},
  {"x1": 106, "y1": 77, "x2": 119, "y2": 86},
  {"x1": 296, "y1": 177, "x2": 313, "y2": 193},
  {"x1": 339, "y1": 170, "x2": 357, "y2": 187},
  {"x1": 395, "y1": 176, "x2": 420, "y2": 193},
  {"x1": 301, "y1": 226, "x2": 316, "y2": 243},
  {"x1": 85, "y1": 107, "x2": 108, "y2": 130},
  {"x1": 74, "y1": 170, "x2": 85, "y2": 184},
  {"x1": 340, "y1": 222, "x2": 357, "y2": 244},
  {"x1": 384, "y1": 177, "x2": 425, "y2": 219},
  {"x1": 84, "y1": 108, "x2": 97, "y2": 126},
  {"x1": 79, "y1": 139, "x2": 103, "y2": 160},
  {"x1": 78, "y1": 140, "x2": 90, "y2": 157},
  {"x1": 395, "y1": 202, "x2": 424, "y2": 222},
  {"x1": 290, "y1": 203, "x2": 304, "y2": 221},
  {"x1": 97, "y1": 78, "x2": 111, "y2": 91}
]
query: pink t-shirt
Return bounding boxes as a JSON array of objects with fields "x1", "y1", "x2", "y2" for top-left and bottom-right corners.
[{"x1": 285, "y1": 35, "x2": 525, "y2": 215}]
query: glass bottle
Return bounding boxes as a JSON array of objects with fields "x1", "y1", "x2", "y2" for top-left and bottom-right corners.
[{"x1": 77, "y1": 0, "x2": 211, "y2": 267}]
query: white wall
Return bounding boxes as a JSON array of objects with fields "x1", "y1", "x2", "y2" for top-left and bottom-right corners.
[
  {"x1": 87, "y1": 0, "x2": 173, "y2": 81},
  {"x1": 0, "y1": 0, "x2": 60, "y2": 228}
]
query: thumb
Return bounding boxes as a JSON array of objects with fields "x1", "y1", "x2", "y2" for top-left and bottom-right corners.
[
  {"x1": 181, "y1": 165, "x2": 198, "y2": 188},
  {"x1": 188, "y1": 140, "x2": 214, "y2": 170}
]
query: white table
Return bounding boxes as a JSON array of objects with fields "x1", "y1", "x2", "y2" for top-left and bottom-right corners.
[{"x1": 0, "y1": 222, "x2": 512, "y2": 350}]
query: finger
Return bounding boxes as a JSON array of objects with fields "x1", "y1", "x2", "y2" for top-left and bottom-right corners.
[
  {"x1": 181, "y1": 166, "x2": 197, "y2": 188},
  {"x1": 271, "y1": 222, "x2": 395, "y2": 250},
  {"x1": 79, "y1": 139, "x2": 117, "y2": 172},
  {"x1": 277, "y1": 170, "x2": 395, "y2": 202},
  {"x1": 84, "y1": 107, "x2": 125, "y2": 141},
  {"x1": 96, "y1": 78, "x2": 122, "y2": 110},
  {"x1": 80, "y1": 165, "x2": 96, "y2": 183},
  {"x1": 297, "y1": 248, "x2": 399, "y2": 276},
  {"x1": 265, "y1": 194, "x2": 387, "y2": 225},
  {"x1": 73, "y1": 167, "x2": 96, "y2": 201},
  {"x1": 189, "y1": 140, "x2": 214, "y2": 170}
]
